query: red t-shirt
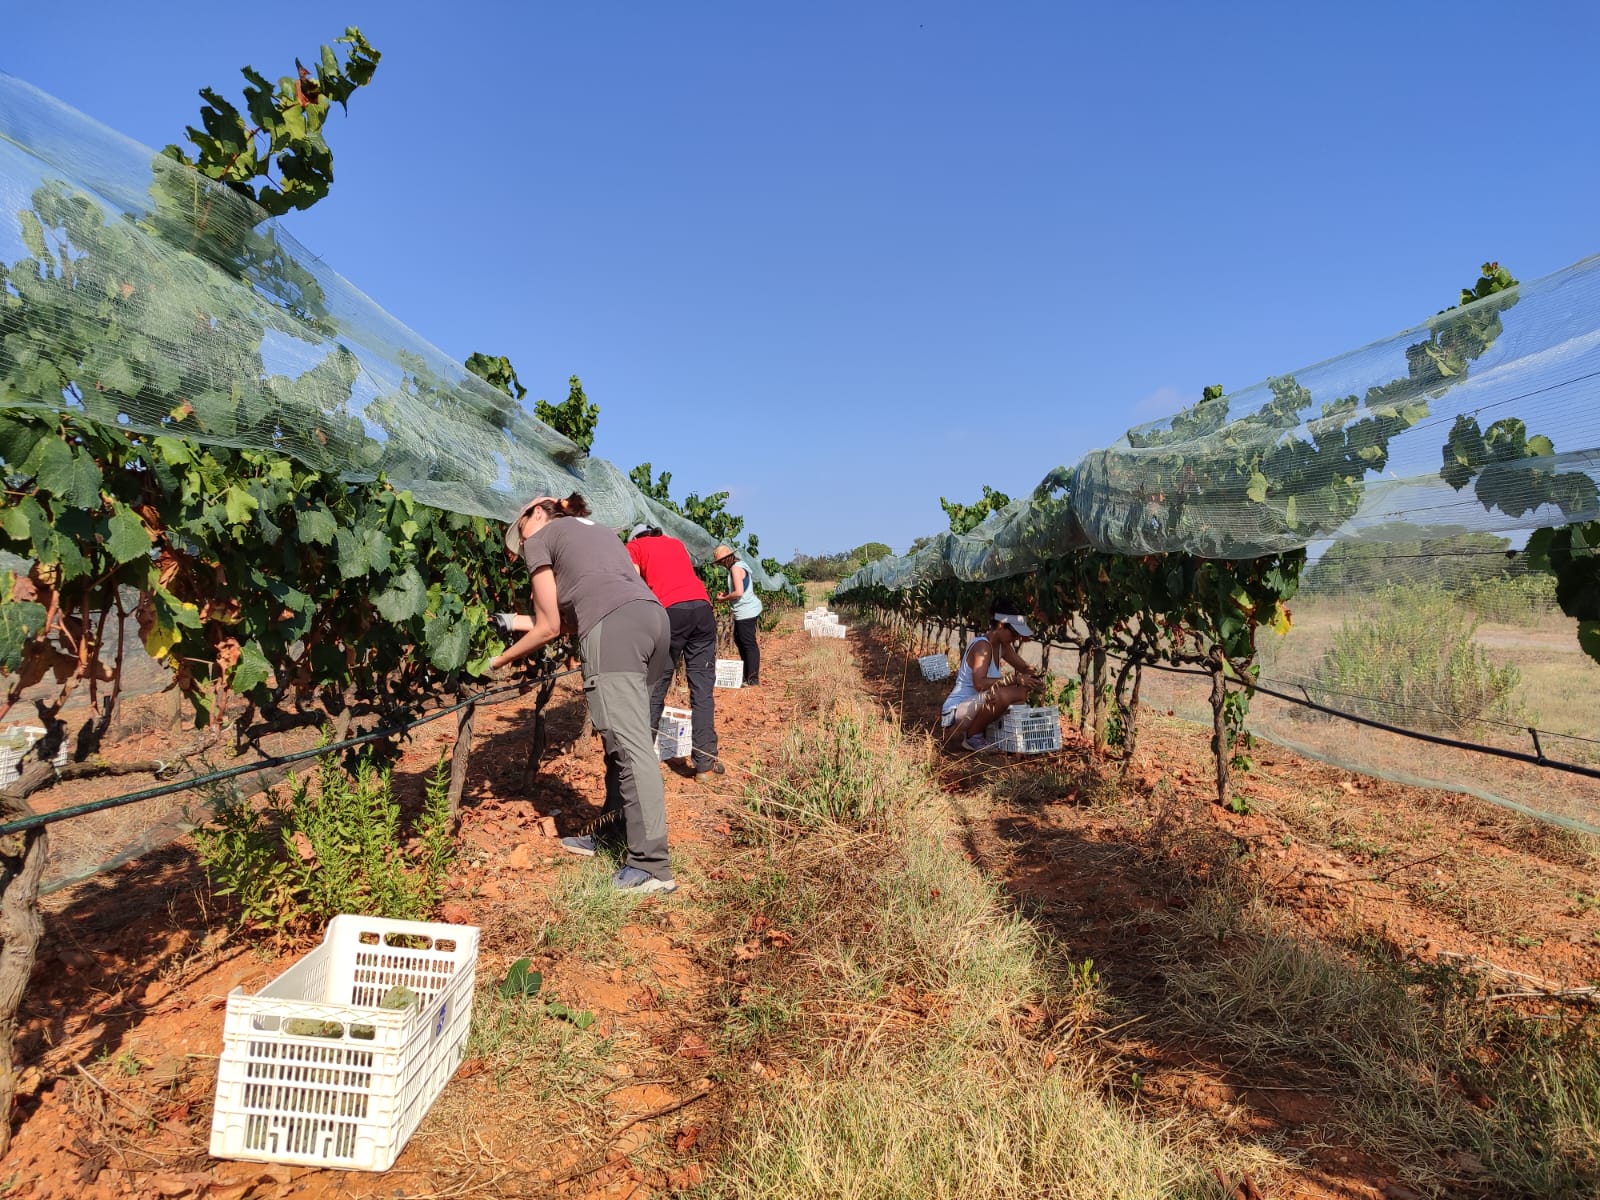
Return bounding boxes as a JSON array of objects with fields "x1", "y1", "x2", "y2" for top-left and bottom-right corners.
[{"x1": 626, "y1": 535, "x2": 711, "y2": 608}]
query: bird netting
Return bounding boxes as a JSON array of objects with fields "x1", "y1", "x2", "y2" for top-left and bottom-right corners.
[
  {"x1": 843, "y1": 257, "x2": 1600, "y2": 834},
  {"x1": 0, "y1": 72, "x2": 781, "y2": 584}
]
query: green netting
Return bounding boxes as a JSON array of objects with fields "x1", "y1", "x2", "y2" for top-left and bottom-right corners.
[
  {"x1": 842, "y1": 257, "x2": 1600, "y2": 835},
  {"x1": 846, "y1": 254, "x2": 1600, "y2": 590},
  {"x1": 0, "y1": 73, "x2": 781, "y2": 586}
]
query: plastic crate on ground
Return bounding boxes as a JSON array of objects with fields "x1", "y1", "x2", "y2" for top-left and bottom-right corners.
[
  {"x1": 992, "y1": 705, "x2": 1062, "y2": 754},
  {"x1": 657, "y1": 706, "x2": 693, "y2": 760},
  {"x1": 210, "y1": 915, "x2": 479, "y2": 1172},
  {"x1": 0, "y1": 725, "x2": 67, "y2": 787},
  {"x1": 812, "y1": 623, "x2": 847, "y2": 639},
  {"x1": 714, "y1": 659, "x2": 744, "y2": 689},
  {"x1": 917, "y1": 654, "x2": 951, "y2": 682}
]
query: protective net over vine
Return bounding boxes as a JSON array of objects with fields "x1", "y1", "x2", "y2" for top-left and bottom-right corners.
[
  {"x1": 0, "y1": 73, "x2": 779, "y2": 585},
  {"x1": 848, "y1": 257, "x2": 1600, "y2": 590},
  {"x1": 843, "y1": 257, "x2": 1600, "y2": 834}
]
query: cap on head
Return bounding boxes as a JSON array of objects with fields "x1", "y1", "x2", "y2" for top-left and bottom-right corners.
[
  {"x1": 995, "y1": 613, "x2": 1035, "y2": 639},
  {"x1": 504, "y1": 496, "x2": 549, "y2": 556},
  {"x1": 714, "y1": 544, "x2": 735, "y2": 562},
  {"x1": 628, "y1": 521, "x2": 656, "y2": 541}
]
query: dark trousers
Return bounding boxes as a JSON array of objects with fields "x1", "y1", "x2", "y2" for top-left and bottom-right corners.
[
  {"x1": 649, "y1": 600, "x2": 719, "y2": 771},
  {"x1": 732, "y1": 616, "x2": 761, "y2": 685}
]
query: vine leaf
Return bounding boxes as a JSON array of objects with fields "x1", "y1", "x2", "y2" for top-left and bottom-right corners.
[
  {"x1": 231, "y1": 640, "x2": 273, "y2": 695},
  {"x1": 374, "y1": 566, "x2": 425, "y2": 622},
  {"x1": 424, "y1": 613, "x2": 472, "y2": 671},
  {"x1": 0, "y1": 602, "x2": 47, "y2": 673},
  {"x1": 104, "y1": 507, "x2": 152, "y2": 564},
  {"x1": 500, "y1": 957, "x2": 542, "y2": 999}
]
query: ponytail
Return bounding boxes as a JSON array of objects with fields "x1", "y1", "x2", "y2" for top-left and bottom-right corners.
[{"x1": 533, "y1": 491, "x2": 592, "y2": 520}]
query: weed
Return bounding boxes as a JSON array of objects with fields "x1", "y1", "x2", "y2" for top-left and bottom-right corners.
[
  {"x1": 194, "y1": 750, "x2": 455, "y2": 938},
  {"x1": 745, "y1": 700, "x2": 917, "y2": 827},
  {"x1": 542, "y1": 858, "x2": 641, "y2": 961}
]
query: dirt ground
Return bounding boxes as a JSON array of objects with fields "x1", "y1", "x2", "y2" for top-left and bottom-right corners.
[{"x1": 5, "y1": 616, "x2": 1598, "y2": 1198}]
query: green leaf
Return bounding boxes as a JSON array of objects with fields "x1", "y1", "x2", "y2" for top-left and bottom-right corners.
[
  {"x1": 1245, "y1": 472, "x2": 1268, "y2": 503},
  {"x1": 231, "y1": 640, "x2": 272, "y2": 695},
  {"x1": 545, "y1": 1002, "x2": 596, "y2": 1030},
  {"x1": 336, "y1": 525, "x2": 392, "y2": 580},
  {"x1": 223, "y1": 485, "x2": 258, "y2": 527},
  {"x1": 374, "y1": 566, "x2": 425, "y2": 622},
  {"x1": 0, "y1": 503, "x2": 31, "y2": 541},
  {"x1": 26, "y1": 436, "x2": 74, "y2": 496},
  {"x1": 424, "y1": 612, "x2": 473, "y2": 671},
  {"x1": 0, "y1": 600, "x2": 47, "y2": 673},
  {"x1": 63, "y1": 453, "x2": 104, "y2": 508},
  {"x1": 297, "y1": 504, "x2": 338, "y2": 546},
  {"x1": 1527, "y1": 434, "x2": 1555, "y2": 458},
  {"x1": 1577, "y1": 621, "x2": 1600, "y2": 667},
  {"x1": 466, "y1": 651, "x2": 496, "y2": 678},
  {"x1": 500, "y1": 957, "x2": 542, "y2": 999},
  {"x1": 104, "y1": 506, "x2": 151, "y2": 564}
]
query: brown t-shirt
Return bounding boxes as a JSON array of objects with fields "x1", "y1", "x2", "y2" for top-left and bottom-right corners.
[{"x1": 520, "y1": 516, "x2": 659, "y2": 638}]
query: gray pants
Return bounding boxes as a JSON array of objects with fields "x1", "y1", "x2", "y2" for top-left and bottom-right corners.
[{"x1": 580, "y1": 600, "x2": 672, "y2": 880}]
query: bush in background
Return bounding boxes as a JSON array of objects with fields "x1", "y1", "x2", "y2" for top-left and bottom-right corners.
[{"x1": 1314, "y1": 587, "x2": 1523, "y2": 734}]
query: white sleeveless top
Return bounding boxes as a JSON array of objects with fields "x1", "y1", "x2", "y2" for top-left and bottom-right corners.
[{"x1": 941, "y1": 635, "x2": 1002, "y2": 716}]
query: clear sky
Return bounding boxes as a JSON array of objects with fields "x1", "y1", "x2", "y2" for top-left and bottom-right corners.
[{"x1": 6, "y1": 2, "x2": 1599, "y2": 560}]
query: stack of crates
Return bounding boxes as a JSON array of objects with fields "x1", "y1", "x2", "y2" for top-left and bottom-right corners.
[{"x1": 657, "y1": 707, "x2": 694, "y2": 760}]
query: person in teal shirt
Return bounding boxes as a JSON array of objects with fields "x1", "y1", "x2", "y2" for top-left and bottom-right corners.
[{"x1": 714, "y1": 544, "x2": 762, "y2": 686}]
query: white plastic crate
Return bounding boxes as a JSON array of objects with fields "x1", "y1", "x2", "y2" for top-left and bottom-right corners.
[
  {"x1": 991, "y1": 705, "x2": 1062, "y2": 754},
  {"x1": 714, "y1": 659, "x2": 744, "y2": 689},
  {"x1": 811, "y1": 623, "x2": 847, "y2": 639},
  {"x1": 917, "y1": 654, "x2": 951, "y2": 682},
  {"x1": 0, "y1": 725, "x2": 67, "y2": 787},
  {"x1": 657, "y1": 706, "x2": 693, "y2": 760},
  {"x1": 210, "y1": 915, "x2": 478, "y2": 1172}
]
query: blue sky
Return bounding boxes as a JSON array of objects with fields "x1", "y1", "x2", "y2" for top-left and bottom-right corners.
[{"x1": 6, "y1": 2, "x2": 1599, "y2": 560}]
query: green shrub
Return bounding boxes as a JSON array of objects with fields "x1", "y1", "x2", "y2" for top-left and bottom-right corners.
[
  {"x1": 195, "y1": 751, "x2": 455, "y2": 937},
  {"x1": 1462, "y1": 573, "x2": 1559, "y2": 625},
  {"x1": 1314, "y1": 587, "x2": 1522, "y2": 733}
]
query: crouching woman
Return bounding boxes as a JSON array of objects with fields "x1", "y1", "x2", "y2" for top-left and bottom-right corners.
[{"x1": 939, "y1": 603, "x2": 1039, "y2": 751}]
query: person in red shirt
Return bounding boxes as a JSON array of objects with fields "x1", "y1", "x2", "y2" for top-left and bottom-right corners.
[{"x1": 626, "y1": 523, "x2": 723, "y2": 780}]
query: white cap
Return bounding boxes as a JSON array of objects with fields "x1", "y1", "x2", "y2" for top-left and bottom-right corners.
[{"x1": 995, "y1": 613, "x2": 1034, "y2": 639}]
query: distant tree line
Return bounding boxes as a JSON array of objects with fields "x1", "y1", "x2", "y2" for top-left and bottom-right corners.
[{"x1": 784, "y1": 542, "x2": 895, "y2": 582}]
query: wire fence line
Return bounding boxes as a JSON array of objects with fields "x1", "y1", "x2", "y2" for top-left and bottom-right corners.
[{"x1": 0, "y1": 667, "x2": 581, "y2": 838}]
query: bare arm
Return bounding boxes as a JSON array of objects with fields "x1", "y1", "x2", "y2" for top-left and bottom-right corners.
[
  {"x1": 490, "y1": 567, "x2": 563, "y2": 669},
  {"x1": 999, "y1": 642, "x2": 1038, "y2": 681},
  {"x1": 716, "y1": 564, "x2": 746, "y2": 603}
]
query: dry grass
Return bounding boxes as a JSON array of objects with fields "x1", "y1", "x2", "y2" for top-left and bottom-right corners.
[
  {"x1": 702, "y1": 640, "x2": 1263, "y2": 1199},
  {"x1": 1159, "y1": 881, "x2": 1600, "y2": 1197}
]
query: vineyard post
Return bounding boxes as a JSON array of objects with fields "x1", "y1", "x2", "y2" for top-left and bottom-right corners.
[
  {"x1": 0, "y1": 763, "x2": 53, "y2": 1156},
  {"x1": 521, "y1": 674, "x2": 561, "y2": 792},
  {"x1": 1077, "y1": 642, "x2": 1092, "y2": 731},
  {"x1": 446, "y1": 700, "x2": 475, "y2": 824},
  {"x1": 1207, "y1": 646, "x2": 1229, "y2": 806}
]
